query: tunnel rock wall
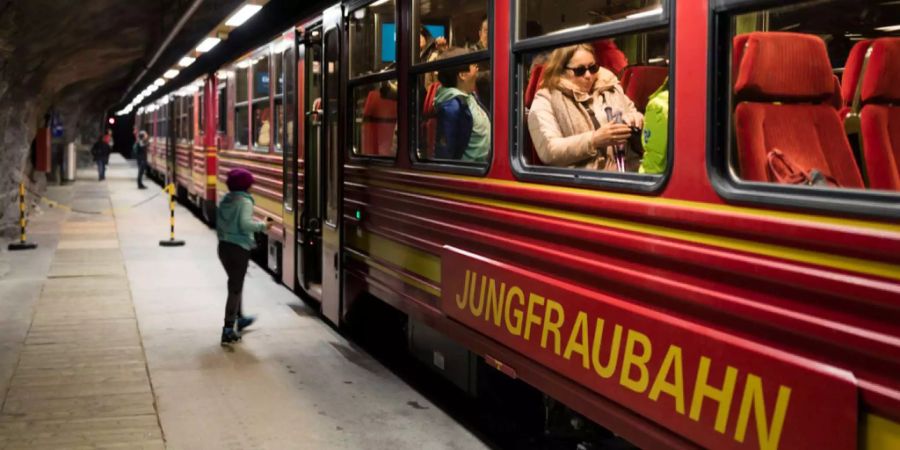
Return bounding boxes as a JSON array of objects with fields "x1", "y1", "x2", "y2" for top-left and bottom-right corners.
[{"x1": 0, "y1": 0, "x2": 240, "y2": 238}]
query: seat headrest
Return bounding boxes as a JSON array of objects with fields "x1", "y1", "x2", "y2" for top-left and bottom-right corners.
[
  {"x1": 734, "y1": 32, "x2": 834, "y2": 102},
  {"x1": 861, "y1": 38, "x2": 900, "y2": 103},
  {"x1": 840, "y1": 39, "x2": 872, "y2": 106}
]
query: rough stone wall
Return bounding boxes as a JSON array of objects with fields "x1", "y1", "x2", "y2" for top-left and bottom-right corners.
[{"x1": 0, "y1": 0, "x2": 242, "y2": 237}]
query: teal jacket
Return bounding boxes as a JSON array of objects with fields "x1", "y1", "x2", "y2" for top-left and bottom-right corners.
[{"x1": 217, "y1": 191, "x2": 264, "y2": 250}]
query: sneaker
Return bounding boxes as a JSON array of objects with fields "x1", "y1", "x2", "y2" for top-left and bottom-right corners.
[
  {"x1": 236, "y1": 315, "x2": 256, "y2": 332},
  {"x1": 221, "y1": 327, "x2": 241, "y2": 345},
  {"x1": 138, "y1": 185, "x2": 147, "y2": 189}
]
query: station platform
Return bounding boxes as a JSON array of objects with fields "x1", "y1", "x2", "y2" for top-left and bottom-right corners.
[{"x1": 0, "y1": 155, "x2": 489, "y2": 449}]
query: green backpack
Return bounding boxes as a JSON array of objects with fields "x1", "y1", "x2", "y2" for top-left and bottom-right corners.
[{"x1": 639, "y1": 78, "x2": 669, "y2": 174}]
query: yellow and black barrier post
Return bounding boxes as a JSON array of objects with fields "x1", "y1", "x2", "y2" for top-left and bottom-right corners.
[
  {"x1": 8, "y1": 182, "x2": 37, "y2": 251},
  {"x1": 159, "y1": 183, "x2": 185, "y2": 247}
]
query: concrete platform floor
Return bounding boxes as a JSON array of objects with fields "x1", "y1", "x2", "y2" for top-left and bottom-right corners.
[{"x1": 0, "y1": 155, "x2": 490, "y2": 449}]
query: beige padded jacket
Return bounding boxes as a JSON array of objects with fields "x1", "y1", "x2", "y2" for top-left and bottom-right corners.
[{"x1": 527, "y1": 68, "x2": 643, "y2": 171}]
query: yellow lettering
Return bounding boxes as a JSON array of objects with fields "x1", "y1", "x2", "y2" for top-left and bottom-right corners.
[
  {"x1": 563, "y1": 311, "x2": 590, "y2": 368},
  {"x1": 734, "y1": 374, "x2": 791, "y2": 450},
  {"x1": 455, "y1": 270, "x2": 471, "y2": 310},
  {"x1": 591, "y1": 320, "x2": 622, "y2": 379},
  {"x1": 468, "y1": 271, "x2": 478, "y2": 312},
  {"x1": 484, "y1": 279, "x2": 506, "y2": 327},
  {"x1": 504, "y1": 286, "x2": 525, "y2": 336},
  {"x1": 523, "y1": 293, "x2": 545, "y2": 341},
  {"x1": 470, "y1": 275, "x2": 487, "y2": 318},
  {"x1": 619, "y1": 329, "x2": 652, "y2": 393},
  {"x1": 540, "y1": 299, "x2": 565, "y2": 355},
  {"x1": 648, "y1": 345, "x2": 686, "y2": 414},
  {"x1": 689, "y1": 357, "x2": 738, "y2": 434}
]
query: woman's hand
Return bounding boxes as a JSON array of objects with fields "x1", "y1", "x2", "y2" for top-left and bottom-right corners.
[
  {"x1": 265, "y1": 218, "x2": 274, "y2": 231},
  {"x1": 592, "y1": 123, "x2": 632, "y2": 148},
  {"x1": 625, "y1": 113, "x2": 644, "y2": 130}
]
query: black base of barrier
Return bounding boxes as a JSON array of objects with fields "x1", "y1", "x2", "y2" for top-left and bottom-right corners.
[
  {"x1": 8, "y1": 242, "x2": 38, "y2": 251},
  {"x1": 159, "y1": 239, "x2": 185, "y2": 247}
]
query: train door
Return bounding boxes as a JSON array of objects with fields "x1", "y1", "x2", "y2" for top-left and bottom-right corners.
[
  {"x1": 320, "y1": 4, "x2": 343, "y2": 325},
  {"x1": 296, "y1": 24, "x2": 325, "y2": 300},
  {"x1": 281, "y1": 31, "x2": 299, "y2": 290}
]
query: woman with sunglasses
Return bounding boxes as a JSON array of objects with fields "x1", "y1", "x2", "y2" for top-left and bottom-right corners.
[{"x1": 527, "y1": 43, "x2": 643, "y2": 171}]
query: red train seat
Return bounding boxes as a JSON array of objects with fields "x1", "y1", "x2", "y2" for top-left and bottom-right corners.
[
  {"x1": 858, "y1": 38, "x2": 900, "y2": 190},
  {"x1": 421, "y1": 82, "x2": 441, "y2": 160},
  {"x1": 830, "y1": 75, "x2": 843, "y2": 111},
  {"x1": 523, "y1": 64, "x2": 545, "y2": 166},
  {"x1": 621, "y1": 66, "x2": 668, "y2": 112},
  {"x1": 361, "y1": 89, "x2": 397, "y2": 156},
  {"x1": 733, "y1": 32, "x2": 864, "y2": 188}
]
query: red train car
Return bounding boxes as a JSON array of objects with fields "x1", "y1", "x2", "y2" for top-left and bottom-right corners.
[{"x1": 140, "y1": 0, "x2": 900, "y2": 448}]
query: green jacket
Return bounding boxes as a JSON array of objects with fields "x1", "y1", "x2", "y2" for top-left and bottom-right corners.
[{"x1": 216, "y1": 191, "x2": 264, "y2": 250}]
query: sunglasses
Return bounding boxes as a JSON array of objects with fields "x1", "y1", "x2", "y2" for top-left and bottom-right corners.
[{"x1": 565, "y1": 64, "x2": 600, "y2": 77}]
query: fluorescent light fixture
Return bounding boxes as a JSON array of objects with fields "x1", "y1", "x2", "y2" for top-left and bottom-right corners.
[
  {"x1": 370, "y1": 0, "x2": 389, "y2": 7},
  {"x1": 225, "y1": 4, "x2": 262, "y2": 27},
  {"x1": 163, "y1": 69, "x2": 179, "y2": 79},
  {"x1": 216, "y1": 71, "x2": 230, "y2": 80},
  {"x1": 875, "y1": 24, "x2": 900, "y2": 32},
  {"x1": 648, "y1": 57, "x2": 666, "y2": 64},
  {"x1": 196, "y1": 37, "x2": 221, "y2": 53},
  {"x1": 154, "y1": 78, "x2": 166, "y2": 86},
  {"x1": 627, "y1": 7, "x2": 663, "y2": 19},
  {"x1": 178, "y1": 56, "x2": 196, "y2": 67},
  {"x1": 236, "y1": 59, "x2": 251, "y2": 69}
]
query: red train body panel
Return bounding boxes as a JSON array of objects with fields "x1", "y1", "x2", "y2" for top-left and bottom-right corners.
[{"x1": 134, "y1": 0, "x2": 900, "y2": 448}]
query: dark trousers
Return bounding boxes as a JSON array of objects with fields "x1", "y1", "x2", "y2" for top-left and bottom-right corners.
[
  {"x1": 137, "y1": 159, "x2": 146, "y2": 186},
  {"x1": 218, "y1": 241, "x2": 250, "y2": 327},
  {"x1": 96, "y1": 161, "x2": 106, "y2": 180}
]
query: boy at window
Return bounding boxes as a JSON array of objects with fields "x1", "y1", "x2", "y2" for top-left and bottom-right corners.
[
  {"x1": 527, "y1": 43, "x2": 642, "y2": 171},
  {"x1": 433, "y1": 48, "x2": 490, "y2": 162}
]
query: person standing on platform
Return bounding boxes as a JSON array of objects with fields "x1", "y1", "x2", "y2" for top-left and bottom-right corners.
[
  {"x1": 133, "y1": 130, "x2": 149, "y2": 189},
  {"x1": 216, "y1": 168, "x2": 272, "y2": 344},
  {"x1": 90, "y1": 134, "x2": 111, "y2": 181}
]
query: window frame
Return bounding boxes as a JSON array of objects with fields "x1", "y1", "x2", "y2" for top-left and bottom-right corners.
[
  {"x1": 233, "y1": 65, "x2": 251, "y2": 150},
  {"x1": 407, "y1": 0, "x2": 493, "y2": 176},
  {"x1": 346, "y1": 0, "x2": 400, "y2": 164},
  {"x1": 273, "y1": 42, "x2": 287, "y2": 155},
  {"x1": 508, "y1": 0, "x2": 674, "y2": 194},
  {"x1": 708, "y1": 0, "x2": 900, "y2": 219}
]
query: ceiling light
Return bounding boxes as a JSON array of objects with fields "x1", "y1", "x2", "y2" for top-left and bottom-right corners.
[
  {"x1": 875, "y1": 24, "x2": 900, "y2": 32},
  {"x1": 627, "y1": 7, "x2": 663, "y2": 19},
  {"x1": 369, "y1": 0, "x2": 389, "y2": 7},
  {"x1": 163, "y1": 69, "x2": 179, "y2": 79},
  {"x1": 178, "y1": 56, "x2": 196, "y2": 67},
  {"x1": 196, "y1": 37, "x2": 221, "y2": 53},
  {"x1": 236, "y1": 60, "x2": 251, "y2": 69},
  {"x1": 154, "y1": 78, "x2": 166, "y2": 86},
  {"x1": 225, "y1": 4, "x2": 263, "y2": 27}
]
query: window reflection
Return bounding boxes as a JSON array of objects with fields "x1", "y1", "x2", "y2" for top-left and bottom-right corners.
[
  {"x1": 352, "y1": 79, "x2": 398, "y2": 157},
  {"x1": 518, "y1": 0, "x2": 663, "y2": 40},
  {"x1": 349, "y1": 0, "x2": 396, "y2": 78}
]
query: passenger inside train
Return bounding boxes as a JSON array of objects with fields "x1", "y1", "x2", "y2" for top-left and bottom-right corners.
[
  {"x1": 526, "y1": 43, "x2": 643, "y2": 171},
  {"x1": 432, "y1": 48, "x2": 491, "y2": 162},
  {"x1": 519, "y1": 0, "x2": 670, "y2": 173},
  {"x1": 727, "y1": 0, "x2": 900, "y2": 192},
  {"x1": 413, "y1": 0, "x2": 491, "y2": 164}
]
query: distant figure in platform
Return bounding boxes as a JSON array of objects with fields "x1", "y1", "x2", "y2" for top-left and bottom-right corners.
[
  {"x1": 216, "y1": 168, "x2": 272, "y2": 344},
  {"x1": 133, "y1": 130, "x2": 149, "y2": 189},
  {"x1": 90, "y1": 134, "x2": 111, "y2": 181}
]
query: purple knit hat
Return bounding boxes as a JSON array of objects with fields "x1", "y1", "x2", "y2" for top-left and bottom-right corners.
[{"x1": 226, "y1": 168, "x2": 254, "y2": 192}]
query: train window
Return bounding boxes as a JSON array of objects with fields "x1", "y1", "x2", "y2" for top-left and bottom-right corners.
[
  {"x1": 198, "y1": 91, "x2": 205, "y2": 138},
  {"x1": 274, "y1": 48, "x2": 285, "y2": 153},
  {"x1": 413, "y1": 0, "x2": 489, "y2": 64},
  {"x1": 235, "y1": 67, "x2": 249, "y2": 148},
  {"x1": 252, "y1": 55, "x2": 272, "y2": 152},
  {"x1": 351, "y1": 79, "x2": 399, "y2": 157},
  {"x1": 414, "y1": 56, "x2": 491, "y2": 164},
  {"x1": 518, "y1": 0, "x2": 663, "y2": 40},
  {"x1": 187, "y1": 96, "x2": 195, "y2": 145},
  {"x1": 217, "y1": 82, "x2": 227, "y2": 135},
  {"x1": 713, "y1": 0, "x2": 900, "y2": 214},
  {"x1": 348, "y1": 0, "x2": 396, "y2": 79},
  {"x1": 513, "y1": 2, "x2": 671, "y2": 190}
]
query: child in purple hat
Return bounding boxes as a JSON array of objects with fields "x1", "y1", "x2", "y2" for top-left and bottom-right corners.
[{"x1": 216, "y1": 168, "x2": 272, "y2": 344}]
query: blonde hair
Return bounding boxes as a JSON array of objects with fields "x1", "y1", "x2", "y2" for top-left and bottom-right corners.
[{"x1": 540, "y1": 43, "x2": 594, "y2": 91}]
